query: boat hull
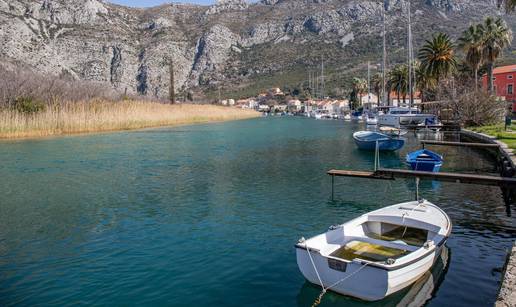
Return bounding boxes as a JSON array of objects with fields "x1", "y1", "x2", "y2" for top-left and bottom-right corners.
[
  {"x1": 296, "y1": 244, "x2": 445, "y2": 301},
  {"x1": 407, "y1": 161, "x2": 442, "y2": 172},
  {"x1": 353, "y1": 137, "x2": 405, "y2": 151},
  {"x1": 406, "y1": 149, "x2": 444, "y2": 172}
]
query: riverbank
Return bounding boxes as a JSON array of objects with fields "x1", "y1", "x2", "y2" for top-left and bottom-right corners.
[
  {"x1": 469, "y1": 124, "x2": 516, "y2": 150},
  {"x1": 0, "y1": 101, "x2": 260, "y2": 139}
]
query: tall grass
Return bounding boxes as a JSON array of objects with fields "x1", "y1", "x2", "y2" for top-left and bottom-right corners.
[{"x1": 0, "y1": 101, "x2": 259, "y2": 139}]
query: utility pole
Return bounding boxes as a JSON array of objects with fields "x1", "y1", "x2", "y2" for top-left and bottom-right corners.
[{"x1": 169, "y1": 59, "x2": 176, "y2": 104}]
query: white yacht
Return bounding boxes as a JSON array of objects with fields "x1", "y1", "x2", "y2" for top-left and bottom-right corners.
[
  {"x1": 378, "y1": 107, "x2": 437, "y2": 128},
  {"x1": 296, "y1": 200, "x2": 451, "y2": 301}
]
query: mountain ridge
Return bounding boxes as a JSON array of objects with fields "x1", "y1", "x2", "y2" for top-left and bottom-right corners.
[{"x1": 1, "y1": 0, "x2": 514, "y2": 100}]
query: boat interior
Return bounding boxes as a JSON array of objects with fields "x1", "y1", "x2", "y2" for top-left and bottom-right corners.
[{"x1": 327, "y1": 222, "x2": 431, "y2": 263}]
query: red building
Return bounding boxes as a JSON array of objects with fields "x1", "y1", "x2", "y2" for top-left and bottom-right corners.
[{"x1": 482, "y1": 64, "x2": 516, "y2": 111}]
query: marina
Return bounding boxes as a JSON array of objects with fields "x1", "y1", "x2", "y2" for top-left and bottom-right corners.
[{"x1": 0, "y1": 117, "x2": 513, "y2": 306}]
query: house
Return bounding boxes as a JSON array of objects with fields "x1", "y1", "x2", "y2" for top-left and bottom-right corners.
[
  {"x1": 360, "y1": 93, "x2": 379, "y2": 109},
  {"x1": 387, "y1": 91, "x2": 422, "y2": 107},
  {"x1": 287, "y1": 99, "x2": 302, "y2": 112},
  {"x1": 482, "y1": 64, "x2": 516, "y2": 111}
]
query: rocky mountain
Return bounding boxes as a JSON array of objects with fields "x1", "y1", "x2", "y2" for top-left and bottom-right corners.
[{"x1": 0, "y1": 0, "x2": 514, "y2": 100}]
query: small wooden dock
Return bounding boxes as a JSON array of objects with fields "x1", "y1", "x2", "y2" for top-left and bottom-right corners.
[
  {"x1": 328, "y1": 169, "x2": 516, "y2": 187},
  {"x1": 420, "y1": 140, "x2": 500, "y2": 149}
]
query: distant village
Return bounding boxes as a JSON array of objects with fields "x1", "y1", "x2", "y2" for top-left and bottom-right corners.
[{"x1": 218, "y1": 87, "x2": 423, "y2": 116}]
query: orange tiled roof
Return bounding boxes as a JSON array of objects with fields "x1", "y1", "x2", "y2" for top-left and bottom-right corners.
[{"x1": 493, "y1": 64, "x2": 516, "y2": 74}]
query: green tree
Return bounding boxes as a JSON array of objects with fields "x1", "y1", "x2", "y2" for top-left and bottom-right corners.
[
  {"x1": 388, "y1": 64, "x2": 409, "y2": 104},
  {"x1": 418, "y1": 33, "x2": 457, "y2": 83},
  {"x1": 371, "y1": 73, "x2": 383, "y2": 105},
  {"x1": 415, "y1": 61, "x2": 437, "y2": 103},
  {"x1": 351, "y1": 77, "x2": 367, "y2": 105},
  {"x1": 458, "y1": 24, "x2": 484, "y2": 91},
  {"x1": 478, "y1": 17, "x2": 513, "y2": 93}
]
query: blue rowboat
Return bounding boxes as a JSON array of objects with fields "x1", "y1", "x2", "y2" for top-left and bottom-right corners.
[
  {"x1": 352, "y1": 131, "x2": 405, "y2": 151},
  {"x1": 406, "y1": 149, "x2": 443, "y2": 172}
]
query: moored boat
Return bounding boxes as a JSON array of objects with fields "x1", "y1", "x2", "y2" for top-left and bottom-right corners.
[
  {"x1": 366, "y1": 116, "x2": 378, "y2": 126},
  {"x1": 353, "y1": 131, "x2": 405, "y2": 151},
  {"x1": 295, "y1": 200, "x2": 452, "y2": 301},
  {"x1": 406, "y1": 149, "x2": 443, "y2": 172},
  {"x1": 379, "y1": 126, "x2": 408, "y2": 137}
]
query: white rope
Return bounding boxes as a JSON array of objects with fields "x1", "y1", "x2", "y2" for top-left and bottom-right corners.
[
  {"x1": 305, "y1": 246, "x2": 324, "y2": 288},
  {"x1": 402, "y1": 181, "x2": 424, "y2": 238},
  {"x1": 304, "y1": 244, "x2": 369, "y2": 306}
]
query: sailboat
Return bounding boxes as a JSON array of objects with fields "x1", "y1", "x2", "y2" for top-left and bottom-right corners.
[{"x1": 378, "y1": 1, "x2": 436, "y2": 128}]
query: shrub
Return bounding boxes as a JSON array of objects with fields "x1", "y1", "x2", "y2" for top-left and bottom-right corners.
[{"x1": 13, "y1": 97, "x2": 46, "y2": 114}]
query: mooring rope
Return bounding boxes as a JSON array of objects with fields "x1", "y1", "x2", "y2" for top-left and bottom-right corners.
[
  {"x1": 401, "y1": 178, "x2": 423, "y2": 239},
  {"x1": 304, "y1": 245, "x2": 369, "y2": 307}
]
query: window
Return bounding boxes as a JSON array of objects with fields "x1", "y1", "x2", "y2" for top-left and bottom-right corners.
[
  {"x1": 493, "y1": 77, "x2": 497, "y2": 81},
  {"x1": 509, "y1": 84, "x2": 514, "y2": 95},
  {"x1": 509, "y1": 75, "x2": 514, "y2": 80}
]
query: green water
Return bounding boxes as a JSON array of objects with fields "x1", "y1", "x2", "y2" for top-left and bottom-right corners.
[{"x1": 0, "y1": 117, "x2": 514, "y2": 306}]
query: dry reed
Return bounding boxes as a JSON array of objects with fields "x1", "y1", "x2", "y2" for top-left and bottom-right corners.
[{"x1": 0, "y1": 101, "x2": 259, "y2": 139}]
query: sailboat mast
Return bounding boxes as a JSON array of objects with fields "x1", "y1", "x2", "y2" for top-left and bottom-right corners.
[
  {"x1": 367, "y1": 61, "x2": 371, "y2": 107},
  {"x1": 382, "y1": 2, "x2": 387, "y2": 106},
  {"x1": 407, "y1": 0, "x2": 414, "y2": 108},
  {"x1": 321, "y1": 58, "x2": 325, "y2": 99}
]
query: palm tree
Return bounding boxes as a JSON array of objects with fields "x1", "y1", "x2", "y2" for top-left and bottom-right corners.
[
  {"x1": 352, "y1": 77, "x2": 367, "y2": 106},
  {"x1": 388, "y1": 64, "x2": 409, "y2": 104},
  {"x1": 371, "y1": 73, "x2": 383, "y2": 105},
  {"x1": 418, "y1": 32, "x2": 457, "y2": 83},
  {"x1": 478, "y1": 17, "x2": 513, "y2": 93},
  {"x1": 458, "y1": 24, "x2": 484, "y2": 91},
  {"x1": 414, "y1": 61, "x2": 437, "y2": 103}
]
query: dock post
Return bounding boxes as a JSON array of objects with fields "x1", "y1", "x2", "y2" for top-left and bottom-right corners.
[{"x1": 331, "y1": 175, "x2": 335, "y2": 200}]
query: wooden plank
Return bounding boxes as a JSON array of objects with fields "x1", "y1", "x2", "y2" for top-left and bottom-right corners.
[
  {"x1": 421, "y1": 140, "x2": 500, "y2": 148},
  {"x1": 376, "y1": 168, "x2": 516, "y2": 187},
  {"x1": 327, "y1": 169, "x2": 393, "y2": 180},
  {"x1": 327, "y1": 168, "x2": 516, "y2": 187}
]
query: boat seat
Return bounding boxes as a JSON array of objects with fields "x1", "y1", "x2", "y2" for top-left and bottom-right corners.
[{"x1": 329, "y1": 240, "x2": 410, "y2": 262}]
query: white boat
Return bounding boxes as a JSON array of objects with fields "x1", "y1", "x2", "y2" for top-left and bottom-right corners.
[
  {"x1": 379, "y1": 126, "x2": 408, "y2": 137},
  {"x1": 378, "y1": 107, "x2": 437, "y2": 129},
  {"x1": 366, "y1": 116, "x2": 378, "y2": 126},
  {"x1": 344, "y1": 114, "x2": 351, "y2": 121},
  {"x1": 295, "y1": 199, "x2": 451, "y2": 301}
]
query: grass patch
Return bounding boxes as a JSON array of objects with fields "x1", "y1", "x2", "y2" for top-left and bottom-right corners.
[
  {"x1": 0, "y1": 101, "x2": 259, "y2": 139},
  {"x1": 469, "y1": 123, "x2": 516, "y2": 149}
]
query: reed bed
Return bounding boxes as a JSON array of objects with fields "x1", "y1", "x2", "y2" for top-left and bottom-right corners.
[{"x1": 0, "y1": 101, "x2": 259, "y2": 139}]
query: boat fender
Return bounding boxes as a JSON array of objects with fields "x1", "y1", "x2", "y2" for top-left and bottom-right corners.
[
  {"x1": 298, "y1": 237, "x2": 306, "y2": 244},
  {"x1": 424, "y1": 240, "x2": 434, "y2": 249},
  {"x1": 386, "y1": 258, "x2": 396, "y2": 265},
  {"x1": 328, "y1": 225, "x2": 340, "y2": 230}
]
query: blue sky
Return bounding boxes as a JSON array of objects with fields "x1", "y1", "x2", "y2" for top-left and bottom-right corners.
[{"x1": 108, "y1": 0, "x2": 227, "y2": 7}]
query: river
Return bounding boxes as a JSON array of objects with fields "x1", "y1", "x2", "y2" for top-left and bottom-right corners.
[{"x1": 0, "y1": 117, "x2": 514, "y2": 306}]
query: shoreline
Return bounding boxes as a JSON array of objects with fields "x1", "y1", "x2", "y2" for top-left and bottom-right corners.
[{"x1": 0, "y1": 102, "x2": 260, "y2": 141}]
